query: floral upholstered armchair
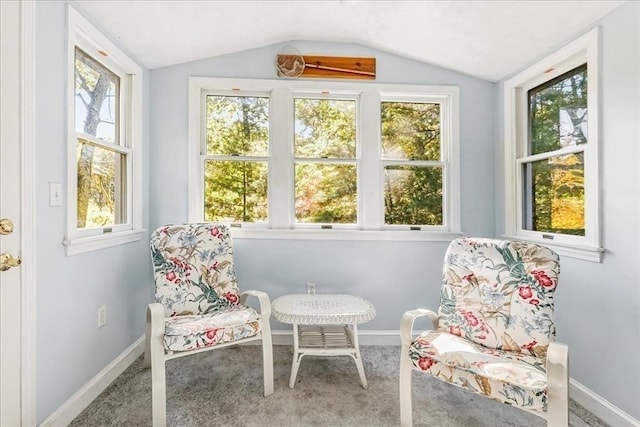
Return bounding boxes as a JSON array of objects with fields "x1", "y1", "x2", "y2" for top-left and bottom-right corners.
[
  {"x1": 400, "y1": 238, "x2": 568, "y2": 426},
  {"x1": 144, "y1": 224, "x2": 273, "y2": 426}
]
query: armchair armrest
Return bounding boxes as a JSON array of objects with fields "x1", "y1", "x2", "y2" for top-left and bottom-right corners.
[
  {"x1": 239, "y1": 290, "x2": 271, "y2": 320},
  {"x1": 147, "y1": 302, "x2": 166, "y2": 339},
  {"x1": 145, "y1": 302, "x2": 166, "y2": 367},
  {"x1": 400, "y1": 308, "x2": 439, "y2": 347}
]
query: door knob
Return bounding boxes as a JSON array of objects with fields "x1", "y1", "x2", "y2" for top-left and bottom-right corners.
[
  {"x1": 0, "y1": 218, "x2": 14, "y2": 235},
  {"x1": 0, "y1": 252, "x2": 21, "y2": 271}
]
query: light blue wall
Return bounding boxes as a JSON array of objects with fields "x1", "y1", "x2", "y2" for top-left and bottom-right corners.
[
  {"x1": 33, "y1": 1, "x2": 639, "y2": 422},
  {"x1": 149, "y1": 41, "x2": 496, "y2": 331},
  {"x1": 495, "y1": 1, "x2": 640, "y2": 419},
  {"x1": 35, "y1": 2, "x2": 152, "y2": 422}
]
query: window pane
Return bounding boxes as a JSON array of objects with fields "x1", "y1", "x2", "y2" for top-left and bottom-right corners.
[
  {"x1": 381, "y1": 102, "x2": 440, "y2": 161},
  {"x1": 74, "y1": 48, "x2": 119, "y2": 143},
  {"x1": 523, "y1": 153, "x2": 584, "y2": 235},
  {"x1": 529, "y1": 65, "x2": 587, "y2": 155},
  {"x1": 295, "y1": 163, "x2": 357, "y2": 223},
  {"x1": 205, "y1": 95, "x2": 269, "y2": 156},
  {"x1": 294, "y1": 98, "x2": 356, "y2": 158},
  {"x1": 77, "y1": 138, "x2": 125, "y2": 228},
  {"x1": 384, "y1": 166, "x2": 442, "y2": 225},
  {"x1": 204, "y1": 160, "x2": 268, "y2": 222}
]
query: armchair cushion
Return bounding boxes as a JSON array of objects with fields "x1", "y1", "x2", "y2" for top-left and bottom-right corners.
[
  {"x1": 150, "y1": 224, "x2": 241, "y2": 317},
  {"x1": 409, "y1": 329, "x2": 548, "y2": 411},
  {"x1": 163, "y1": 304, "x2": 261, "y2": 352},
  {"x1": 438, "y1": 238, "x2": 560, "y2": 356}
]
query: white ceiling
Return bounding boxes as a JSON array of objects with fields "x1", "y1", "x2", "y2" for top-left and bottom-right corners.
[{"x1": 75, "y1": 0, "x2": 625, "y2": 82}]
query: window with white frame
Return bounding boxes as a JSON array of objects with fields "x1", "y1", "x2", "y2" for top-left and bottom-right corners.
[
  {"x1": 504, "y1": 28, "x2": 601, "y2": 261},
  {"x1": 65, "y1": 6, "x2": 143, "y2": 255},
  {"x1": 189, "y1": 78, "x2": 460, "y2": 240},
  {"x1": 294, "y1": 95, "x2": 358, "y2": 225}
]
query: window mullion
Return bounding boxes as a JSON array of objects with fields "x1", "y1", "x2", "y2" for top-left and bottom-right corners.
[
  {"x1": 268, "y1": 87, "x2": 293, "y2": 229},
  {"x1": 359, "y1": 90, "x2": 382, "y2": 229}
]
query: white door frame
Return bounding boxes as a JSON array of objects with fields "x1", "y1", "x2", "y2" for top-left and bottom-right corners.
[{"x1": 0, "y1": 0, "x2": 36, "y2": 425}]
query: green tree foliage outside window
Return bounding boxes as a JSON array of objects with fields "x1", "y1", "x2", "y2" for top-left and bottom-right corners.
[
  {"x1": 381, "y1": 102, "x2": 443, "y2": 226},
  {"x1": 204, "y1": 95, "x2": 269, "y2": 222},
  {"x1": 294, "y1": 98, "x2": 357, "y2": 224},
  {"x1": 74, "y1": 47, "x2": 122, "y2": 228},
  {"x1": 527, "y1": 65, "x2": 587, "y2": 235}
]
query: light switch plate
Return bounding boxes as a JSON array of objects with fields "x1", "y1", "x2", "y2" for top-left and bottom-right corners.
[{"x1": 49, "y1": 182, "x2": 62, "y2": 207}]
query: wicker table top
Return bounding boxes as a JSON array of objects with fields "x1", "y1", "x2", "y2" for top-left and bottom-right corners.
[{"x1": 272, "y1": 294, "x2": 376, "y2": 325}]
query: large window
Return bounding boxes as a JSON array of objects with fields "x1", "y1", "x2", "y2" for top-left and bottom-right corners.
[
  {"x1": 294, "y1": 96, "x2": 358, "y2": 225},
  {"x1": 381, "y1": 100, "x2": 443, "y2": 227},
  {"x1": 66, "y1": 6, "x2": 143, "y2": 255},
  {"x1": 504, "y1": 29, "x2": 601, "y2": 261},
  {"x1": 189, "y1": 78, "x2": 459, "y2": 239},
  {"x1": 204, "y1": 94, "x2": 269, "y2": 223}
]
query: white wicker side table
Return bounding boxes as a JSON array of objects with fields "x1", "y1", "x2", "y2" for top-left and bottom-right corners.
[{"x1": 271, "y1": 294, "x2": 376, "y2": 389}]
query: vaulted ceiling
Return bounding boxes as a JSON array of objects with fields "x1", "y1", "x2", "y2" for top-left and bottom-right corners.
[{"x1": 75, "y1": 0, "x2": 625, "y2": 82}]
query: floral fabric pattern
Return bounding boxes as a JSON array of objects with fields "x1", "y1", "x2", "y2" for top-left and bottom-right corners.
[
  {"x1": 438, "y1": 237, "x2": 560, "y2": 356},
  {"x1": 408, "y1": 330, "x2": 548, "y2": 411},
  {"x1": 408, "y1": 237, "x2": 560, "y2": 413},
  {"x1": 164, "y1": 305, "x2": 261, "y2": 352},
  {"x1": 150, "y1": 224, "x2": 241, "y2": 317}
]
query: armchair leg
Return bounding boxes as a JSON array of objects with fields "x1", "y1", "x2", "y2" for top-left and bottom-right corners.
[
  {"x1": 399, "y1": 344, "x2": 413, "y2": 427},
  {"x1": 547, "y1": 342, "x2": 569, "y2": 426},
  {"x1": 150, "y1": 339, "x2": 167, "y2": 427},
  {"x1": 144, "y1": 315, "x2": 151, "y2": 368},
  {"x1": 261, "y1": 323, "x2": 274, "y2": 396}
]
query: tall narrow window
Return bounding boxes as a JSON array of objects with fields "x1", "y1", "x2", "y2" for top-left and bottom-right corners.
[
  {"x1": 381, "y1": 100, "x2": 443, "y2": 227},
  {"x1": 293, "y1": 96, "x2": 357, "y2": 225},
  {"x1": 67, "y1": 6, "x2": 143, "y2": 255},
  {"x1": 203, "y1": 94, "x2": 269, "y2": 223},
  {"x1": 523, "y1": 65, "x2": 587, "y2": 236},
  {"x1": 74, "y1": 47, "x2": 127, "y2": 229},
  {"x1": 504, "y1": 28, "x2": 600, "y2": 261}
]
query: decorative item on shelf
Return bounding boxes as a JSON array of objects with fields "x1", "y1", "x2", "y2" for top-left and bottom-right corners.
[
  {"x1": 275, "y1": 46, "x2": 306, "y2": 78},
  {"x1": 275, "y1": 46, "x2": 376, "y2": 80}
]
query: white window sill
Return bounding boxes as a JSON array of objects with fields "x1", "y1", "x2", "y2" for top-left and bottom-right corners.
[
  {"x1": 230, "y1": 227, "x2": 462, "y2": 242},
  {"x1": 63, "y1": 229, "x2": 146, "y2": 256},
  {"x1": 502, "y1": 234, "x2": 603, "y2": 263}
]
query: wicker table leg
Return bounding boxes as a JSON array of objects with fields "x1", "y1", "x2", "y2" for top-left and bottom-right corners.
[
  {"x1": 349, "y1": 324, "x2": 368, "y2": 389},
  {"x1": 289, "y1": 323, "x2": 302, "y2": 388}
]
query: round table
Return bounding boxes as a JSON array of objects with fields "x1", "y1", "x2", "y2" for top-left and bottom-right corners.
[{"x1": 271, "y1": 294, "x2": 376, "y2": 389}]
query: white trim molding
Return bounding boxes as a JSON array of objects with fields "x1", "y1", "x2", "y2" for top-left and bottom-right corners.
[
  {"x1": 503, "y1": 28, "x2": 602, "y2": 262},
  {"x1": 188, "y1": 77, "x2": 461, "y2": 239},
  {"x1": 20, "y1": 0, "x2": 37, "y2": 424},
  {"x1": 570, "y1": 379, "x2": 640, "y2": 427},
  {"x1": 64, "y1": 5, "x2": 144, "y2": 256},
  {"x1": 39, "y1": 337, "x2": 144, "y2": 427}
]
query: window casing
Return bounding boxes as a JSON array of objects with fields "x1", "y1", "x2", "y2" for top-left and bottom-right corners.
[
  {"x1": 65, "y1": 6, "x2": 144, "y2": 255},
  {"x1": 504, "y1": 28, "x2": 601, "y2": 261},
  {"x1": 189, "y1": 78, "x2": 460, "y2": 240}
]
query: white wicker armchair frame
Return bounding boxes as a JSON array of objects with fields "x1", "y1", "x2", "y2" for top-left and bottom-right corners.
[
  {"x1": 144, "y1": 291, "x2": 273, "y2": 426},
  {"x1": 399, "y1": 239, "x2": 569, "y2": 427},
  {"x1": 143, "y1": 224, "x2": 273, "y2": 426},
  {"x1": 399, "y1": 309, "x2": 569, "y2": 426}
]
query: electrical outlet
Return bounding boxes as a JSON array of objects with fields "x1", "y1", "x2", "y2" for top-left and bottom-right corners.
[
  {"x1": 98, "y1": 305, "x2": 107, "y2": 328},
  {"x1": 307, "y1": 282, "x2": 316, "y2": 295}
]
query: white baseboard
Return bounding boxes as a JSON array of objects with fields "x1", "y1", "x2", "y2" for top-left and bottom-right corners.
[
  {"x1": 39, "y1": 336, "x2": 145, "y2": 427},
  {"x1": 270, "y1": 329, "x2": 401, "y2": 346},
  {"x1": 570, "y1": 379, "x2": 639, "y2": 427}
]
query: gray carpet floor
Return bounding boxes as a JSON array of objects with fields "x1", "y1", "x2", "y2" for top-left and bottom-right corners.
[{"x1": 70, "y1": 345, "x2": 607, "y2": 427}]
